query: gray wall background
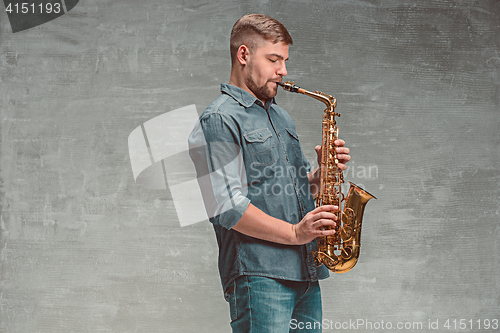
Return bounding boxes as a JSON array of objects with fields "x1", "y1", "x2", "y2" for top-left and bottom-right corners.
[{"x1": 1, "y1": 0, "x2": 498, "y2": 332}]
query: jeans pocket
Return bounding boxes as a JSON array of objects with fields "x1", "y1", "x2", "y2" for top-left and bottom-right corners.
[{"x1": 224, "y1": 282, "x2": 238, "y2": 322}]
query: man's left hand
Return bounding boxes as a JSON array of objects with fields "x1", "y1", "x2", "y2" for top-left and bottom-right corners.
[{"x1": 314, "y1": 139, "x2": 351, "y2": 170}]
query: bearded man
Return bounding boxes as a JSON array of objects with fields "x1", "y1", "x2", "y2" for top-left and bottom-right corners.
[{"x1": 189, "y1": 14, "x2": 351, "y2": 333}]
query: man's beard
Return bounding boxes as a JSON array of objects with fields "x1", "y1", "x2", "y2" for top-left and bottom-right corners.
[{"x1": 246, "y1": 69, "x2": 278, "y2": 103}]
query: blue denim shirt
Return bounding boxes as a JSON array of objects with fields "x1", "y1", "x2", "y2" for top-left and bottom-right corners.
[{"x1": 189, "y1": 84, "x2": 329, "y2": 292}]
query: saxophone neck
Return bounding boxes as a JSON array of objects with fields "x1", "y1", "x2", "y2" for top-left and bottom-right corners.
[{"x1": 278, "y1": 81, "x2": 338, "y2": 115}]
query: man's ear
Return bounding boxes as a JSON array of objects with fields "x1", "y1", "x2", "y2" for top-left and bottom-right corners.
[{"x1": 236, "y1": 45, "x2": 250, "y2": 65}]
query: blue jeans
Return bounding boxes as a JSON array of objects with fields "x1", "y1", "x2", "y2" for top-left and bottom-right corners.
[{"x1": 224, "y1": 275, "x2": 322, "y2": 333}]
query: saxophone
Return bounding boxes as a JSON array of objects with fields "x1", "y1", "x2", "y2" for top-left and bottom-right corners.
[{"x1": 278, "y1": 81, "x2": 376, "y2": 273}]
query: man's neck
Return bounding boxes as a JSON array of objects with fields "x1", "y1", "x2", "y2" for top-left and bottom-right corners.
[
  {"x1": 229, "y1": 72, "x2": 251, "y2": 96},
  {"x1": 229, "y1": 78, "x2": 268, "y2": 108}
]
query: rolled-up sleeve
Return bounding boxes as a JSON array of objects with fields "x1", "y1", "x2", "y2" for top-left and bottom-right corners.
[{"x1": 188, "y1": 112, "x2": 250, "y2": 229}]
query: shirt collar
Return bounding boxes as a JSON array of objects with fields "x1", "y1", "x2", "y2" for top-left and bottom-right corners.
[{"x1": 221, "y1": 83, "x2": 276, "y2": 110}]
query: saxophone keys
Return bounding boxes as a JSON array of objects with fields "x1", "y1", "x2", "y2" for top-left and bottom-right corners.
[
  {"x1": 341, "y1": 246, "x2": 353, "y2": 260},
  {"x1": 340, "y1": 226, "x2": 353, "y2": 241},
  {"x1": 326, "y1": 236, "x2": 338, "y2": 246},
  {"x1": 340, "y1": 209, "x2": 356, "y2": 241}
]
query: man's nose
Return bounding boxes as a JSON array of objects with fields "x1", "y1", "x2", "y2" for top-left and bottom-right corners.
[{"x1": 277, "y1": 62, "x2": 287, "y2": 77}]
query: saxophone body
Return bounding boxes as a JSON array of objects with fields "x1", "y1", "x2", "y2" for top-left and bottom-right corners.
[{"x1": 278, "y1": 81, "x2": 376, "y2": 273}]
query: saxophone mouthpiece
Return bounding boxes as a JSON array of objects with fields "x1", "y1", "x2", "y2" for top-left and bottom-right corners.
[{"x1": 278, "y1": 81, "x2": 300, "y2": 93}]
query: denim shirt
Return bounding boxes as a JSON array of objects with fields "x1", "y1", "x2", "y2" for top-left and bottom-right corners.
[{"x1": 188, "y1": 83, "x2": 329, "y2": 292}]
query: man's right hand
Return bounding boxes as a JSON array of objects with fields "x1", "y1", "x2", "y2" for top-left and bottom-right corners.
[
  {"x1": 233, "y1": 203, "x2": 338, "y2": 246},
  {"x1": 291, "y1": 205, "x2": 338, "y2": 245}
]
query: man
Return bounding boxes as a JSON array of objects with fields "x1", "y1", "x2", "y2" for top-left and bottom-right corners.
[{"x1": 189, "y1": 14, "x2": 351, "y2": 332}]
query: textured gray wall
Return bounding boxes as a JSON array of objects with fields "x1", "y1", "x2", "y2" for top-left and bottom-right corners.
[{"x1": 1, "y1": 0, "x2": 499, "y2": 332}]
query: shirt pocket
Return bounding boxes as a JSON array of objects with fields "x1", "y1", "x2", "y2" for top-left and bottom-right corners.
[
  {"x1": 244, "y1": 128, "x2": 279, "y2": 166},
  {"x1": 285, "y1": 127, "x2": 304, "y2": 160}
]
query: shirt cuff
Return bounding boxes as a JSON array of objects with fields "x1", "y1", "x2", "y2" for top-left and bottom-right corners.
[{"x1": 215, "y1": 195, "x2": 251, "y2": 230}]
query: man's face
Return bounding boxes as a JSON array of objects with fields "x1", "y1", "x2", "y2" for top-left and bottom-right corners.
[{"x1": 244, "y1": 40, "x2": 289, "y2": 104}]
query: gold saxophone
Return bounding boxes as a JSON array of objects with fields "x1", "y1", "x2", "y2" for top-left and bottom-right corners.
[{"x1": 278, "y1": 81, "x2": 376, "y2": 273}]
